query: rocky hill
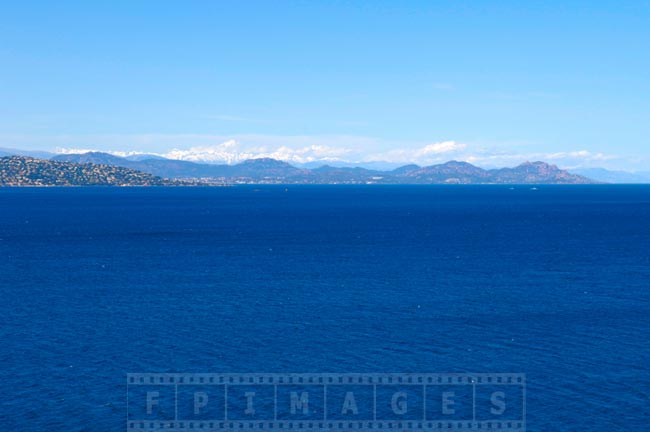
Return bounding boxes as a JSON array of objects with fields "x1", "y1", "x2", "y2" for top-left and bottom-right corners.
[{"x1": 0, "y1": 156, "x2": 184, "y2": 186}]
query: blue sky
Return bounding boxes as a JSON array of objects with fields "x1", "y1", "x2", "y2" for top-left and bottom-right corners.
[{"x1": 1, "y1": 1, "x2": 649, "y2": 169}]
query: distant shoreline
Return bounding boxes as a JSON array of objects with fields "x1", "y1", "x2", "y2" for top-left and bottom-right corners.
[{"x1": 1, "y1": 155, "x2": 603, "y2": 186}]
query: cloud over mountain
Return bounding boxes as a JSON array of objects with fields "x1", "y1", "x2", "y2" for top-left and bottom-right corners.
[
  {"x1": 22, "y1": 133, "x2": 621, "y2": 170},
  {"x1": 162, "y1": 140, "x2": 353, "y2": 164}
]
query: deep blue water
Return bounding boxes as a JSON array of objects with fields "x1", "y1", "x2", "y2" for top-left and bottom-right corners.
[{"x1": 0, "y1": 185, "x2": 649, "y2": 431}]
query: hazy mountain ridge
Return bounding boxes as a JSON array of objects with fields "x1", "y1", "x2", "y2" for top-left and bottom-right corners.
[
  {"x1": 0, "y1": 146, "x2": 56, "y2": 160},
  {"x1": 50, "y1": 152, "x2": 595, "y2": 184},
  {"x1": 0, "y1": 156, "x2": 184, "y2": 186},
  {"x1": 570, "y1": 168, "x2": 650, "y2": 184}
]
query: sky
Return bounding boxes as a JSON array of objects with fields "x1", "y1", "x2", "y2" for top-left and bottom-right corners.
[{"x1": 1, "y1": 0, "x2": 649, "y2": 170}]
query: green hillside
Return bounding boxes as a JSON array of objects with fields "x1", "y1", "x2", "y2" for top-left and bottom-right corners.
[{"x1": 0, "y1": 156, "x2": 185, "y2": 186}]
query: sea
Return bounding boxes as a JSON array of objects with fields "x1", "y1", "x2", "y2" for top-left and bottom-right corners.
[{"x1": 0, "y1": 185, "x2": 649, "y2": 431}]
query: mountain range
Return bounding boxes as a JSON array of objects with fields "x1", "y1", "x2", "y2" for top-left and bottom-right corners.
[
  {"x1": 569, "y1": 168, "x2": 650, "y2": 184},
  {"x1": 3, "y1": 146, "x2": 649, "y2": 183},
  {"x1": 49, "y1": 152, "x2": 596, "y2": 184}
]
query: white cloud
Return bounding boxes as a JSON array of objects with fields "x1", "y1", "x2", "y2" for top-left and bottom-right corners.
[
  {"x1": 158, "y1": 139, "x2": 469, "y2": 165},
  {"x1": 164, "y1": 140, "x2": 243, "y2": 164},
  {"x1": 2, "y1": 133, "x2": 623, "y2": 169},
  {"x1": 55, "y1": 147, "x2": 150, "y2": 158},
  {"x1": 367, "y1": 141, "x2": 467, "y2": 164},
  {"x1": 162, "y1": 140, "x2": 354, "y2": 164},
  {"x1": 545, "y1": 150, "x2": 615, "y2": 162},
  {"x1": 55, "y1": 147, "x2": 99, "y2": 155},
  {"x1": 417, "y1": 141, "x2": 467, "y2": 155},
  {"x1": 51, "y1": 137, "x2": 363, "y2": 165},
  {"x1": 462, "y1": 149, "x2": 618, "y2": 169}
]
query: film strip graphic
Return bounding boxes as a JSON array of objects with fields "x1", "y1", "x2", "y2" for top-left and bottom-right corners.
[{"x1": 127, "y1": 373, "x2": 525, "y2": 431}]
